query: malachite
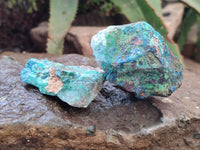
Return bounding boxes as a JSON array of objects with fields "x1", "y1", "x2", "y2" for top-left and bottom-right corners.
[
  {"x1": 91, "y1": 21, "x2": 183, "y2": 98},
  {"x1": 21, "y1": 58, "x2": 105, "y2": 107}
]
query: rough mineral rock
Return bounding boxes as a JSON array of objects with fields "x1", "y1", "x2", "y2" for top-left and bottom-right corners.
[
  {"x1": 91, "y1": 21, "x2": 183, "y2": 98},
  {"x1": 21, "y1": 58, "x2": 105, "y2": 107}
]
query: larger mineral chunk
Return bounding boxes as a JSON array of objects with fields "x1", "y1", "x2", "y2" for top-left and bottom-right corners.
[
  {"x1": 91, "y1": 21, "x2": 183, "y2": 98},
  {"x1": 21, "y1": 58, "x2": 105, "y2": 107}
]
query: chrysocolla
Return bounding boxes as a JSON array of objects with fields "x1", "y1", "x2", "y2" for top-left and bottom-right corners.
[
  {"x1": 21, "y1": 58, "x2": 105, "y2": 107},
  {"x1": 91, "y1": 21, "x2": 183, "y2": 98}
]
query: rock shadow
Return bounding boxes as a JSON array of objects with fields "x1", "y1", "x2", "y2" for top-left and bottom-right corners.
[{"x1": 54, "y1": 81, "x2": 163, "y2": 133}]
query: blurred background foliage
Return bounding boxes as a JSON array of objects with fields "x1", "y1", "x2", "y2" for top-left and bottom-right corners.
[
  {"x1": 7, "y1": 0, "x2": 38, "y2": 13},
  {"x1": 1, "y1": 0, "x2": 200, "y2": 60},
  {"x1": 0, "y1": 0, "x2": 48, "y2": 52},
  {"x1": 78, "y1": 0, "x2": 121, "y2": 16},
  {"x1": 177, "y1": 0, "x2": 200, "y2": 60}
]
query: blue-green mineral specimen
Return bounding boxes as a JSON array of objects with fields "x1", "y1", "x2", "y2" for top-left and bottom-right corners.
[
  {"x1": 21, "y1": 59, "x2": 105, "y2": 107},
  {"x1": 91, "y1": 21, "x2": 183, "y2": 98}
]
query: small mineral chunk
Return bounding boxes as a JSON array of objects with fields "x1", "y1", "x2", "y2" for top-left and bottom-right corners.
[
  {"x1": 21, "y1": 58, "x2": 105, "y2": 107},
  {"x1": 91, "y1": 21, "x2": 183, "y2": 98}
]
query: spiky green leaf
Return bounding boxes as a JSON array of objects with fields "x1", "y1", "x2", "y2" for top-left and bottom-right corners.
[
  {"x1": 47, "y1": 0, "x2": 78, "y2": 55},
  {"x1": 146, "y1": 0, "x2": 162, "y2": 17},
  {"x1": 181, "y1": 0, "x2": 200, "y2": 14},
  {"x1": 196, "y1": 14, "x2": 200, "y2": 48},
  {"x1": 177, "y1": 9, "x2": 197, "y2": 51}
]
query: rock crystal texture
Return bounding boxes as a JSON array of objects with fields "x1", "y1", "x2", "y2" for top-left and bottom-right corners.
[
  {"x1": 21, "y1": 58, "x2": 105, "y2": 107},
  {"x1": 91, "y1": 21, "x2": 183, "y2": 98}
]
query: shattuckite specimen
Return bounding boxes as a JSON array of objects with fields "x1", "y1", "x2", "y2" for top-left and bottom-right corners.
[
  {"x1": 21, "y1": 21, "x2": 183, "y2": 107},
  {"x1": 21, "y1": 58, "x2": 105, "y2": 108},
  {"x1": 91, "y1": 21, "x2": 183, "y2": 98}
]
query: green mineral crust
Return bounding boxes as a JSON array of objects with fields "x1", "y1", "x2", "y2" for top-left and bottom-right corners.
[
  {"x1": 91, "y1": 21, "x2": 183, "y2": 98},
  {"x1": 21, "y1": 58, "x2": 105, "y2": 107}
]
